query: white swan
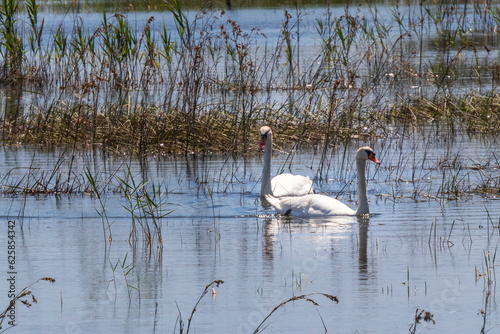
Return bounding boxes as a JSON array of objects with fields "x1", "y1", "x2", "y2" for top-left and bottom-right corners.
[
  {"x1": 260, "y1": 126, "x2": 314, "y2": 197},
  {"x1": 265, "y1": 146, "x2": 380, "y2": 217}
]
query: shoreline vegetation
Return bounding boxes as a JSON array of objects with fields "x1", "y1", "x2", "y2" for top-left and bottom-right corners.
[{"x1": 1, "y1": 0, "x2": 500, "y2": 155}]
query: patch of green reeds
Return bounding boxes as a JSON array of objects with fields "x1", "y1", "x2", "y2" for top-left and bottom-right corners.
[
  {"x1": 0, "y1": 0, "x2": 22, "y2": 79},
  {"x1": 118, "y1": 165, "x2": 172, "y2": 253},
  {"x1": 1, "y1": 1, "x2": 500, "y2": 154}
]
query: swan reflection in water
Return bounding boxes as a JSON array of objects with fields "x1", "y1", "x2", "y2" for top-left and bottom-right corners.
[{"x1": 260, "y1": 214, "x2": 373, "y2": 279}]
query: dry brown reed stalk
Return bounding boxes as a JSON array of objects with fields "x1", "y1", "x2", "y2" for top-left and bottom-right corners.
[
  {"x1": 175, "y1": 279, "x2": 224, "y2": 334},
  {"x1": 253, "y1": 293, "x2": 339, "y2": 333},
  {"x1": 0, "y1": 277, "x2": 56, "y2": 330},
  {"x1": 409, "y1": 308, "x2": 435, "y2": 334}
]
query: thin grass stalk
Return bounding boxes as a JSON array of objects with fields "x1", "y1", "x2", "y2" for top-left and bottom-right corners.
[{"x1": 85, "y1": 167, "x2": 112, "y2": 245}]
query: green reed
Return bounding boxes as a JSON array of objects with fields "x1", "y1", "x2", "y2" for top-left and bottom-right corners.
[
  {"x1": 108, "y1": 253, "x2": 137, "y2": 303},
  {"x1": 25, "y1": 0, "x2": 43, "y2": 54},
  {"x1": 1, "y1": 1, "x2": 500, "y2": 153},
  {"x1": 85, "y1": 167, "x2": 113, "y2": 246},
  {"x1": 0, "y1": 0, "x2": 22, "y2": 77},
  {"x1": 118, "y1": 165, "x2": 172, "y2": 253}
]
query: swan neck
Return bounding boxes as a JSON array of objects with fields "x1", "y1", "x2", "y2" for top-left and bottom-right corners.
[
  {"x1": 261, "y1": 133, "x2": 273, "y2": 196},
  {"x1": 356, "y1": 159, "x2": 369, "y2": 215}
]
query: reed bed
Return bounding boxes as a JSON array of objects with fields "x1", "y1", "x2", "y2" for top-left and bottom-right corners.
[{"x1": 1, "y1": 1, "x2": 500, "y2": 154}]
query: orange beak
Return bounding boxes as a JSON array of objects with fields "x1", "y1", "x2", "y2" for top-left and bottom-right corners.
[
  {"x1": 368, "y1": 153, "x2": 380, "y2": 165},
  {"x1": 259, "y1": 137, "x2": 266, "y2": 151}
]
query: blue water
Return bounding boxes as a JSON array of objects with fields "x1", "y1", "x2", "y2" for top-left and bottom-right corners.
[{"x1": 0, "y1": 127, "x2": 499, "y2": 333}]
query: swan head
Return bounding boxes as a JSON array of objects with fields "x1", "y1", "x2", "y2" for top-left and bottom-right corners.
[
  {"x1": 259, "y1": 126, "x2": 272, "y2": 151},
  {"x1": 356, "y1": 146, "x2": 380, "y2": 165}
]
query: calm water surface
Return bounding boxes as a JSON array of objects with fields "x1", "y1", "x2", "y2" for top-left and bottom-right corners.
[{"x1": 1, "y1": 129, "x2": 499, "y2": 333}]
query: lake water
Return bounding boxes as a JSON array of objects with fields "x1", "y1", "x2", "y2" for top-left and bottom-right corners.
[{"x1": 1, "y1": 127, "x2": 499, "y2": 333}]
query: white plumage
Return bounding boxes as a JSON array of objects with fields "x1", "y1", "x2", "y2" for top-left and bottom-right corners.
[
  {"x1": 259, "y1": 126, "x2": 314, "y2": 197},
  {"x1": 265, "y1": 193, "x2": 356, "y2": 217},
  {"x1": 265, "y1": 147, "x2": 380, "y2": 217}
]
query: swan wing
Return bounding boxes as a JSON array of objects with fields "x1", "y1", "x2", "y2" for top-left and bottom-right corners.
[
  {"x1": 267, "y1": 194, "x2": 356, "y2": 217},
  {"x1": 305, "y1": 194, "x2": 356, "y2": 216},
  {"x1": 271, "y1": 173, "x2": 314, "y2": 197}
]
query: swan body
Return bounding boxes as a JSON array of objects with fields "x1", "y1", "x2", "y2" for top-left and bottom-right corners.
[
  {"x1": 265, "y1": 146, "x2": 380, "y2": 217},
  {"x1": 265, "y1": 193, "x2": 356, "y2": 217},
  {"x1": 260, "y1": 126, "x2": 313, "y2": 197}
]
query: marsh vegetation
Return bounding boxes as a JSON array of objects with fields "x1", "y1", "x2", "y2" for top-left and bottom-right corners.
[
  {"x1": 1, "y1": 0, "x2": 500, "y2": 333},
  {"x1": 2, "y1": 0, "x2": 500, "y2": 154}
]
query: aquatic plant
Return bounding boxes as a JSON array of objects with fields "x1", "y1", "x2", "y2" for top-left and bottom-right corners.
[
  {"x1": 0, "y1": 277, "x2": 56, "y2": 330},
  {"x1": 85, "y1": 167, "x2": 113, "y2": 244},
  {"x1": 118, "y1": 165, "x2": 172, "y2": 253},
  {"x1": 477, "y1": 246, "x2": 496, "y2": 333},
  {"x1": 108, "y1": 253, "x2": 137, "y2": 303},
  {"x1": 409, "y1": 308, "x2": 435, "y2": 334},
  {"x1": 252, "y1": 292, "x2": 339, "y2": 333},
  {"x1": 0, "y1": 0, "x2": 23, "y2": 79},
  {"x1": 175, "y1": 279, "x2": 224, "y2": 334},
  {"x1": 0, "y1": 153, "x2": 90, "y2": 194},
  {"x1": 0, "y1": 1, "x2": 499, "y2": 153}
]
